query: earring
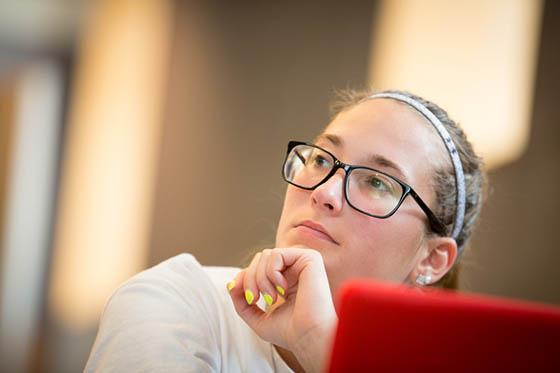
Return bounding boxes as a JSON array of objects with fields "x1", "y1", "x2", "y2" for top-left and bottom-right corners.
[{"x1": 415, "y1": 273, "x2": 432, "y2": 286}]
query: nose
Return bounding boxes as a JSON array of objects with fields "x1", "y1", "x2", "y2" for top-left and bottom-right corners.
[{"x1": 310, "y1": 169, "x2": 345, "y2": 215}]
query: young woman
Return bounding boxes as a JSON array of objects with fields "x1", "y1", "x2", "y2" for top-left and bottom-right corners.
[{"x1": 86, "y1": 89, "x2": 485, "y2": 372}]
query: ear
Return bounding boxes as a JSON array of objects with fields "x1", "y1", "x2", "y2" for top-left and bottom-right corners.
[{"x1": 412, "y1": 236, "x2": 458, "y2": 285}]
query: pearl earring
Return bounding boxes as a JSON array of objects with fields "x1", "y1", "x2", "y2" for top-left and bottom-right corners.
[{"x1": 415, "y1": 273, "x2": 432, "y2": 286}]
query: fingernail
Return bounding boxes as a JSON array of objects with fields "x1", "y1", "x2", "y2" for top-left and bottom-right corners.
[
  {"x1": 263, "y1": 293, "x2": 273, "y2": 306},
  {"x1": 276, "y1": 285, "x2": 285, "y2": 296},
  {"x1": 226, "y1": 281, "x2": 235, "y2": 291},
  {"x1": 245, "y1": 290, "x2": 254, "y2": 305}
]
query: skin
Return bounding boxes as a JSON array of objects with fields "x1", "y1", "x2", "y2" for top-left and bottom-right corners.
[{"x1": 228, "y1": 98, "x2": 458, "y2": 372}]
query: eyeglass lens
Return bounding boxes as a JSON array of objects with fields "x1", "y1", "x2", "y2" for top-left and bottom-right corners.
[{"x1": 283, "y1": 144, "x2": 404, "y2": 217}]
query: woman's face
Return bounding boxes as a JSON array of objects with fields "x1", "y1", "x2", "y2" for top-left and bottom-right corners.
[{"x1": 275, "y1": 98, "x2": 449, "y2": 297}]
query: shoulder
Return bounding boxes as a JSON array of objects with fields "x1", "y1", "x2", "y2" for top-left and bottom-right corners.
[
  {"x1": 85, "y1": 254, "x2": 240, "y2": 372},
  {"x1": 100, "y1": 253, "x2": 238, "y2": 331},
  {"x1": 106, "y1": 254, "x2": 222, "y2": 316}
]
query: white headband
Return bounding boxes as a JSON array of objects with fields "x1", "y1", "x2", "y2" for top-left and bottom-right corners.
[{"x1": 368, "y1": 92, "x2": 466, "y2": 242}]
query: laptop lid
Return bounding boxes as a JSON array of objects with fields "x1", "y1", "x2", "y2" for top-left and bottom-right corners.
[{"x1": 328, "y1": 281, "x2": 560, "y2": 372}]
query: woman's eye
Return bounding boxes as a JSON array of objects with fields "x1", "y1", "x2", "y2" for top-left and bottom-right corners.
[
  {"x1": 310, "y1": 154, "x2": 331, "y2": 168},
  {"x1": 368, "y1": 177, "x2": 391, "y2": 192}
]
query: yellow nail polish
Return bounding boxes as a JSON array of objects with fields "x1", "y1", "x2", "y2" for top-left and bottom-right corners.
[
  {"x1": 227, "y1": 281, "x2": 235, "y2": 291},
  {"x1": 263, "y1": 293, "x2": 273, "y2": 306},
  {"x1": 245, "y1": 290, "x2": 254, "y2": 305},
  {"x1": 276, "y1": 285, "x2": 285, "y2": 296}
]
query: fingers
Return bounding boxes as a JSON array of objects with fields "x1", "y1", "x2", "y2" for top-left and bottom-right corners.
[
  {"x1": 244, "y1": 250, "x2": 287, "y2": 307},
  {"x1": 229, "y1": 249, "x2": 289, "y2": 308},
  {"x1": 255, "y1": 249, "x2": 279, "y2": 306},
  {"x1": 242, "y1": 252, "x2": 262, "y2": 305},
  {"x1": 228, "y1": 247, "x2": 325, "y2": 312},
  {"x1": 227, "y1": 269, "x2": 266, "y2": 328},
  {"x1": 266, "y1": 249, "x2": 289, "y2": 297},
  {"x1": 227, "y1": 252, "x2": 283, "y2": 338}
]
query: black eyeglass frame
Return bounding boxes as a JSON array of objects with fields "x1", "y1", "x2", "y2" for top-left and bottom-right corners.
[{"x1": 282, "y1": 140, "x2": 447, "y2": 236}]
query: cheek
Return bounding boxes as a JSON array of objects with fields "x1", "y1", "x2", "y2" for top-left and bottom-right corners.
[
  {"x1": 275, "y1": 187, "x2": 305, "y2": 246},
  {"x1": 337, "y1": 214, "x2": 424, "y2": 281}
]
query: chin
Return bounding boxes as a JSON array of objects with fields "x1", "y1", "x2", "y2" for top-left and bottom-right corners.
[{"x1": 284, "y1": 233, "x2": 329, "y2": 252}]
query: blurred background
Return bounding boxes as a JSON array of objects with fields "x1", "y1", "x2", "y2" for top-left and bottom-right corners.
[{"x1": 0, "y1": 0, "x2": 558, "y2": 372}]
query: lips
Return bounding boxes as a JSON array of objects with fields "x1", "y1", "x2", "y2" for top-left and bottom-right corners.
[{"x1": 295, "y1": 220, "x2": 338, "y2": 244}]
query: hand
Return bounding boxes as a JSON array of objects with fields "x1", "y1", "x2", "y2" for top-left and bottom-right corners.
[{"x1": 227, "y1": 247, "x2": 337, "y2": 372}]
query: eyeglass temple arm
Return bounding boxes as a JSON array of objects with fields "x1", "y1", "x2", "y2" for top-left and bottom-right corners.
[{"x1": 409, "y1": 189, "x2": 447, "y2": 236}]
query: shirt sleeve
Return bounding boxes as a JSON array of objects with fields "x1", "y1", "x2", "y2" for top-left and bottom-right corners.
[{"x1": 85, "y1": 254, "x2": 222, "y2": 373}]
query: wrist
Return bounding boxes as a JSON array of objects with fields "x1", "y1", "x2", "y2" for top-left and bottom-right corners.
[{"x1": 291, "y1": 316, "x2": 338, "y2": 373}]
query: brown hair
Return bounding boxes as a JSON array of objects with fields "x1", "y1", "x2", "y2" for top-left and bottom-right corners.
[{"x1": 329, "y1": 88, "x2": 487, "y2": 289}]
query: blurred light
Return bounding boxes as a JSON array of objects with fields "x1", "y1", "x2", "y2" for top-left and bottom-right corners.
[
  {"x1": 0, "y1": 61, "x2": 64, "y2": 373},
  {"x1": 368, "y1": 0, "x2": 543, "y2": 170},
  {"x1": 48, "y1": 0, "x2": 173, "y2": 330}
]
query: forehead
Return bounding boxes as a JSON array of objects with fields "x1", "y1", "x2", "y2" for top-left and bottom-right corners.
[{"x1": 321, "y1": 98, "x2": 447, "y2": 186}]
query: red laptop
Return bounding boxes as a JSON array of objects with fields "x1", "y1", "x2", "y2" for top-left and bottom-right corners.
[{"x1": 328, "y1": 281, "x2": 560, "y2": 372}]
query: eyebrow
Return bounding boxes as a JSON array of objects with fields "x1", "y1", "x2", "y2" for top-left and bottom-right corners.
[
  {"x1": 315, "y1": 133, "x2": 409, "y2": 182},
  {"x1": 317, "y1": 133, "x2": 343, "y2": 147}
]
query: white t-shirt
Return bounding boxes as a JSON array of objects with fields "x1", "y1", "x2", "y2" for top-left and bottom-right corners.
[{"x1": 85, "y1": 254, "x2": 294, "y2": 372}]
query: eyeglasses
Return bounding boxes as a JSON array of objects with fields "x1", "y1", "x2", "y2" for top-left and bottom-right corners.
[{"x1": 281, "y1": 141, "x2": 446, "y2": 235}]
